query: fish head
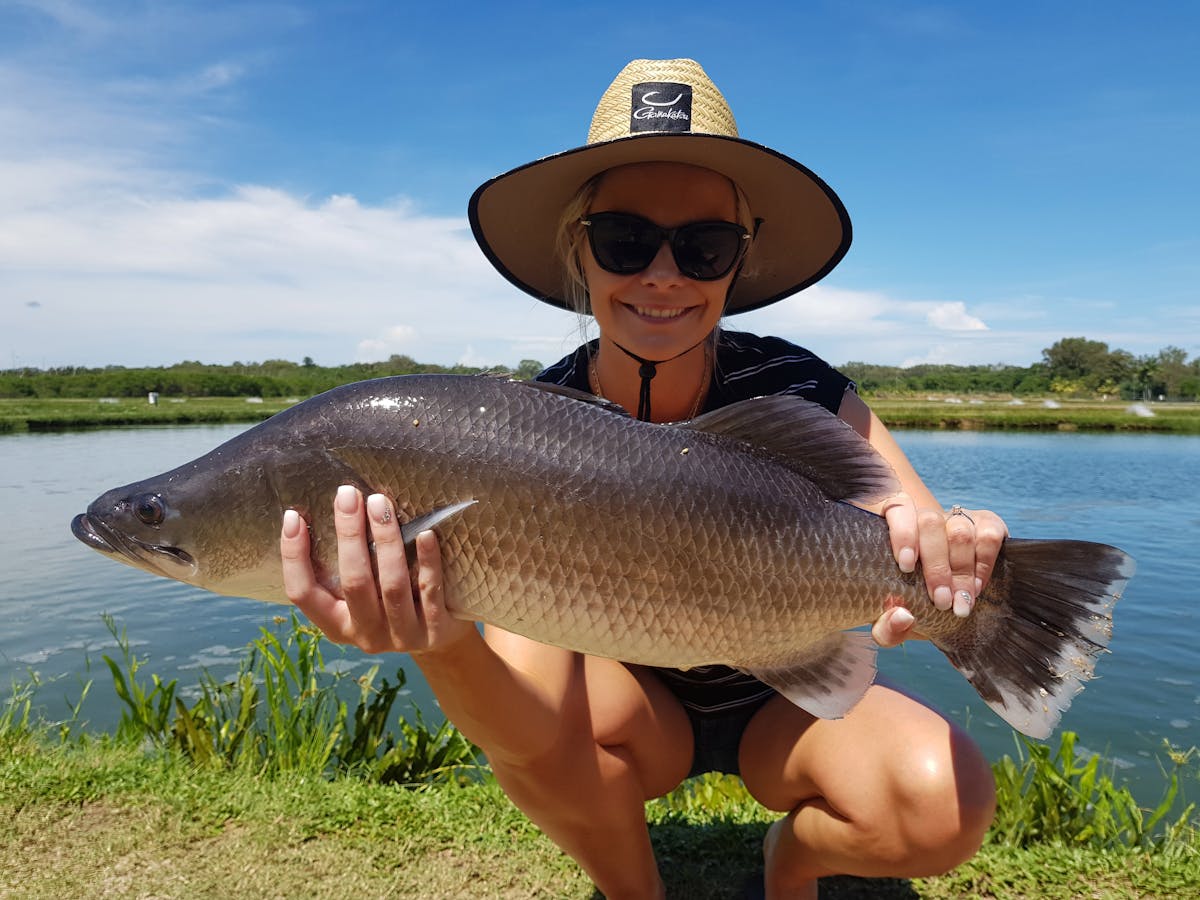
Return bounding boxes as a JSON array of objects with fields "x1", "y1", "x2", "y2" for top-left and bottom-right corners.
[{"x1": 71, "y1": 443, "x2": 292, "y2": 601}]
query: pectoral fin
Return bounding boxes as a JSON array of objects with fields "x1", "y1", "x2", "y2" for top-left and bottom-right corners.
[
  {"x1": 400, "y1": 500, "x2": 477, "y2": 563},
  {"x1": 742, "y1": 631, "x2": 878, "y2": 719}
]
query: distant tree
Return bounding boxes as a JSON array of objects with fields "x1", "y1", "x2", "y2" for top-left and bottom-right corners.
[
  {"x1": 514, "y1": 359, "x2": 545, "y2": 380},
  {"x1": 1125, "y1": 354, "x2": 1161, "y2": 401},
  {"x1": 1156, "y1": 346, "x2": 1190, "y2": 399},
  {"x1": 1042, "y1": 337, "x2": 1111, "y2": 382},
  {"x1": 1042, "y1": 337, "x2": 1136, "y2": 395},
  {"x1": 385, "y1": 354, "x2": 419, "y2": 373}
]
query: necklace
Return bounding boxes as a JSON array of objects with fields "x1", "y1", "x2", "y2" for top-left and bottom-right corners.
[{"x1": 589, "y1": 341, "x2": 712, "y2": 422}]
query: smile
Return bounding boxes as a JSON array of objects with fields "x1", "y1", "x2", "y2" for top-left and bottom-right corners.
[{"x1": 627, "y1": 304, "x2": 692, "y2": 320}]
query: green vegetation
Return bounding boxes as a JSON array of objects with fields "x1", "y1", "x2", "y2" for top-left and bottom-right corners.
[
  {"x1": 867, "y1": 396, "x2": 1200, "y2": 433},
  {"x1": 2, "y1": 616, "x2": 1197, "y2": 897},
  {"x1": 4, "y1": 393, "x2": 1199, "y2": 435},
  {"x1": 100, "y1": 612, "x2": 482, "y2": 784},
  {"x1": 0, "y1": 395, "x2": 296, "y2": 433},
  {"x1": 844, "y1": 337, "x2": 1200, "y2": 401},
  {"x1": 0, "y1": 354, "x2": 545, "y2": 401},
  {"x1": 2, "y1": 337, "x2": 1198, "y2": 435}
]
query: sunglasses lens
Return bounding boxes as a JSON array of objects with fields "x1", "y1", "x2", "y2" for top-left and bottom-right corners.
[
  {"x1": 587, "y1": 215, "x2": 660, "y2": 273},
  {"x1": 585, "y1": 214, "x2": 747, "y2": 280},
  {"x1": 674, "y1": 224, "x2": 744, "y2": 280}
]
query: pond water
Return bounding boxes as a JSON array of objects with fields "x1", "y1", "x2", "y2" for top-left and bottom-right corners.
[{"x1": 1, "y1": 423, "x2": 1196, "y2": 800}]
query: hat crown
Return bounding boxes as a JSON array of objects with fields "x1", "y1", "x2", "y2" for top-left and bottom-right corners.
[
  {"x1": 468, "y1": 57, "x2": 851, "y2": 317},
  {"x1": 586, "y1": 58, "x2": 739, "y2": 144}
]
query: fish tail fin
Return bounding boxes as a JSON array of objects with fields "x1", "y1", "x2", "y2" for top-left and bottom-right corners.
[{"x1": 928, "y1": 538, "x2": 1134, "y2": 739}]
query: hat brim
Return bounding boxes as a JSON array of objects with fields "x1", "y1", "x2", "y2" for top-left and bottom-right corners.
[{"x1": 469, "y1": 132, "x2": 851, "y2": 314}]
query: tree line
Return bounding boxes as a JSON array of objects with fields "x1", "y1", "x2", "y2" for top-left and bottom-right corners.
[
  {"x1": 847, "y1": 338, "x2": 1197, "y2": 400},
  {"x1": 0, "y1": 340, "x2": 1196, "y2": 401},
  {"x1": 0, "y1": 356, "x2": 544, "y2": 400}
]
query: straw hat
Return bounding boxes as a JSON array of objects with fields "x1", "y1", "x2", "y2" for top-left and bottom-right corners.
[{"x1": 468, "y1": 58, "x2": 851, "y2": 314}]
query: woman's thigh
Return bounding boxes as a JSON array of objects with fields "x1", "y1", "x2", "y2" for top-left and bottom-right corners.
[
  {"x1": 585, "y1": 659, "x2": 696, "y2": 797},
  {"x1": 482, "y1": 625, "x2": 694, "y2": 799},
  {"x1": 738, "y1": 679, "x2": 993, "y2": 818}
]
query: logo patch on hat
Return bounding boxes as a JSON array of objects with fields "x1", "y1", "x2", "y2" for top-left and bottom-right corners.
[{"x1": 630, "y1": 82, "x2": 692, "y2": 133}]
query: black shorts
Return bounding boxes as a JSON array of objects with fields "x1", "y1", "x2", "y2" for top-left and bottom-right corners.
[
  {"x1": 642, "y1": 663, "x2": 777, "y2": 778},
  {"x1": 681, "y1": 691, "x2": 776, "y2": 778}
]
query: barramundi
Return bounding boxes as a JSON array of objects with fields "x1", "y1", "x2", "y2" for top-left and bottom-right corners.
[{"x1": 71, "y1": 375, "x2": 1133, "y2": 738}]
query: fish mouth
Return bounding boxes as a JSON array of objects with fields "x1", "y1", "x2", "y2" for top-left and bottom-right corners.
[{"x1": 71, "y1": 513, "x2": 197, "y2": 577}]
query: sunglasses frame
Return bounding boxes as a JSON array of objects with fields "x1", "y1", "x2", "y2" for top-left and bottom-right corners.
[{"x1": 580, "y1": 211, "x2": 751, "y2": 282}]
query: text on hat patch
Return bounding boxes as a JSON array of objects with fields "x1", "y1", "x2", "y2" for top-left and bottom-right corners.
[{"x1": 630, "y1": 82, "x2": 692, "y2": 134}]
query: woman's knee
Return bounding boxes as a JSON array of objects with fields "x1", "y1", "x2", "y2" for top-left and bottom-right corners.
[
  {"x1": 882, "y1": 726, "x2": 996, "y2": 869},
  {"x1": 487, "y1": 721, "x2": 680, "y2": 837},
  {"x1": 481, "y1": 657, "x2": 693, "y2": 804},
  {"x1": 741, "y1": 690, "x2": 995, "y2": 873}
]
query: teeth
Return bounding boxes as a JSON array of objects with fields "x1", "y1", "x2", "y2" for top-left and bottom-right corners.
[{"x1": 633, "y1": 306, "x2": 687, "y2": 319}]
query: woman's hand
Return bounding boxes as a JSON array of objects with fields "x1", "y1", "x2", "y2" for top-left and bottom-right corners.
[
  {"x1": 280, "y1": 485, "x2": 475, "y2": 656},
  {"x1": 872, "y1": 492, "x2": 1009, "y2": 647}
]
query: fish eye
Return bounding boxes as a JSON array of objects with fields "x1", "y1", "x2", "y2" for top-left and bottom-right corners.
[{"x1": 132, "y1": 493, "x2": 166, "y2": 526}]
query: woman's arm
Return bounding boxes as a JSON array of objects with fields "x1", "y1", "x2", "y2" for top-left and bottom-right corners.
[{"x1": 837, "y1": 390, "x2": 1009, "y2": 645}]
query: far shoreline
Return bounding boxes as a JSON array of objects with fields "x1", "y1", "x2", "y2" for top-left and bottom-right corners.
[{"x1": 3, "y1": 394, "x2": 1199, "y2": 435}]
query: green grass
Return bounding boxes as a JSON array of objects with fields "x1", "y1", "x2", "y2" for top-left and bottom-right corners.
[
  {"x1": 0, "y1": 396, "x2": 296, "y2": 432},
  {"x1": 2, "y1": 616, "x2": 1197, "y2": 897},
  {"x1": 866, "y1": 396, "x2": 1200, "y2": 433},
  {"x1": 3, "y1": 395, "x2": 1200, "y2": 433},
  {"x1": 0, "y1": 734, "x2": 591, "y2": 899},
  {"x1": 1, "y1": 734, "x2": 1195, "y2": 899}
]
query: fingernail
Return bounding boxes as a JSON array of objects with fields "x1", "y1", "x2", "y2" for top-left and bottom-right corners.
[
  {"x1": 933, "y1": 586, "x2": 953, "y2": 610},
  {"x1": 282, "y1": 508, "x2": 302, "y2": 538},
  {"x1": 892, "y1": 607, "x2": 915, "y2": 629},
  {"x1": 335, "y1": 484, "x2": 359, "y2": 514},
  {"x1": 366, "y1": 493, "x2": 393, "y2": 525},
  {"x1": 897, "y1": 547, "x2": 916, "y2": 574},
  {"x1": 975, "y1": 577, "x2": 984, "y2": 596},
  {"x1": 954, "y1": 590, "x2": 974, "y2": 618}
]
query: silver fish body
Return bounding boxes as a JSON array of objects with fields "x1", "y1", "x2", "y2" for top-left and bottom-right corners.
[{"x1": 72, "y1": 375, "x2": 1134, "y2": 737}]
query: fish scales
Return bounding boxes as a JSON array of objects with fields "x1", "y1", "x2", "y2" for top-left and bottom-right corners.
[
  {"x1": 71, "y1": 374, "x2": 1134, "y2": 737},
  {"x1": 319, "y1": 379, "x2": 890, "y2": 667}
]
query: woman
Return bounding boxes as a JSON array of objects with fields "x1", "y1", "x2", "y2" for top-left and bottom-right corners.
[{"x1": 281, "y1": 59, "x2": 1003, "y2": 899}]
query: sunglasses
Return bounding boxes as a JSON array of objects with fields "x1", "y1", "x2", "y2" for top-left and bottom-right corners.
[{"x1": 580, "y1": 212, "x2": 751, "y2": 281}]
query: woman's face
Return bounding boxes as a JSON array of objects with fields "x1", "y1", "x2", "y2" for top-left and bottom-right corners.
[{"x1": 582, "y1": 162, "x2": 739, "y2": 361}]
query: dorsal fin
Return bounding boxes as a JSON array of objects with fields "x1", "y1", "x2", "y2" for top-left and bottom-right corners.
[
  {"x1": 682, "y1": 395, "x2": 900, "y2": 505},
  {"x1": 518, "y1": 379, "x2": 632, "y2": 417}
]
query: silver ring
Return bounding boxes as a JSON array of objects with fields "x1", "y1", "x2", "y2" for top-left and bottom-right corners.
[{"x1": 948, "y1": 505, "x2": 975, "y2": 525}]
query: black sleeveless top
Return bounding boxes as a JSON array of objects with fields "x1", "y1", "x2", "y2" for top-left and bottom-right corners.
[{"x1": 536, "y1": 329, "x2": 855, "y2": 714}]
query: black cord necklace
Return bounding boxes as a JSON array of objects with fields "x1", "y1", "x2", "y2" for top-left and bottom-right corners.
[{"x1": 590, "y1": 337, "x2": 712, "y2": 422}]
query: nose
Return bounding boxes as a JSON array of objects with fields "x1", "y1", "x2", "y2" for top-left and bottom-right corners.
[{"x1": 639, "y1": 239, "x2": 685, "y2": 287}]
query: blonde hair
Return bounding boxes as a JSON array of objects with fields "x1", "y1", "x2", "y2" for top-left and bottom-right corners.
[{"x1": 554, "y1": 174, "x2": 604, "y2": 316}]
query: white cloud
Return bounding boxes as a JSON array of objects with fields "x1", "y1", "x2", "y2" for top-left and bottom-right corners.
[
  {"x1": 927, "y1": 301, "x2": 988, "y2": 331},
  {"x1": 739, "y1": 286, "x2": 1024, "y2": 367},
  {"x1": 356, "y1": 325, "x2": 419, "y2": 363},
  {"x1": 0, "y1": 166, "x2": 574, "y2": 368},
  {"x1": 457, "y1": 345, "x2": 491, "y2": 369},
  {"x1": 0, "y1": 74, "x2": 570, "y2": 368},
  {"x1": 0, "y1": 21, "x2": 576, "y2": 369}
]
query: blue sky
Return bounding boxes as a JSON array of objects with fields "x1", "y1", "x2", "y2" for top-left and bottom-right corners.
[{"x1": 1, "y1": 1, "x2": 1196, "y2": 371}]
